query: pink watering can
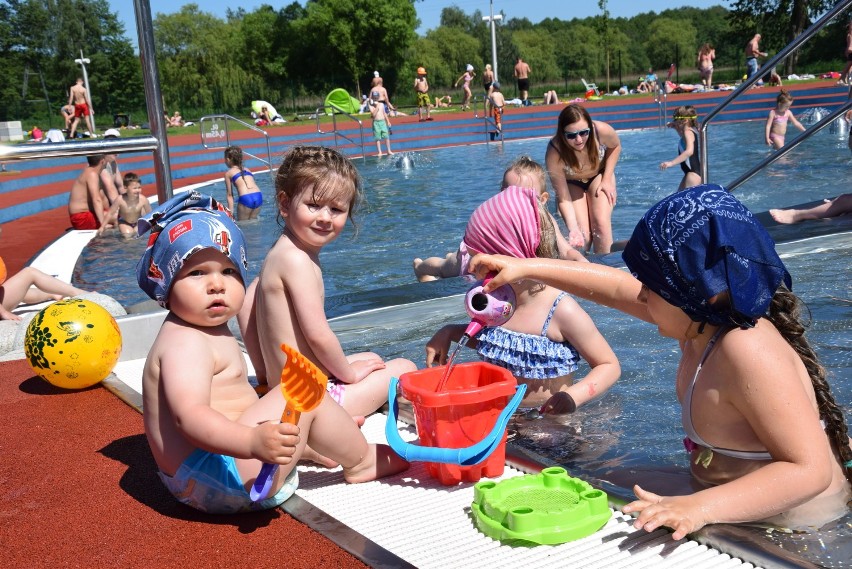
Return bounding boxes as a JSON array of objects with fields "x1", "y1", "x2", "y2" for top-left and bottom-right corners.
[{"x1": 462, "y1": 276, "x2": 516, "y2": 339}]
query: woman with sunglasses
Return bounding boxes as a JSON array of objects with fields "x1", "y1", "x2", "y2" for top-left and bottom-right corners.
[{"x1": 545, "y1": 103, "x2": 621, "y2": 254}]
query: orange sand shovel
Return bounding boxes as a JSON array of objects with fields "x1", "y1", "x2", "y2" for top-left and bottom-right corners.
[{"x1": 250, "y1": 344, "x2": 329, "y2": 501}]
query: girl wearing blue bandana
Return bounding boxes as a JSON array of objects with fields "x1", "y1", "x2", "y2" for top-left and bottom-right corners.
[{"x1": 469, "y1": 184, "x2": 852, "y2": 539}]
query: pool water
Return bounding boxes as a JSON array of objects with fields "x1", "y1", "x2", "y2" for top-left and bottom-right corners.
[{"x1": 75, "y1": 120, "x2": 852, "y2": 564}]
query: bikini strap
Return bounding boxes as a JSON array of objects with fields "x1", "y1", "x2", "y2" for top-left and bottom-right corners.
[{"x1": 540, "y1": 292, "x2": 568, "y2": 336}]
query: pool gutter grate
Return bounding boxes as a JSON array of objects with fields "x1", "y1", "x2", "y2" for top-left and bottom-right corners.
[{"x1": 292, "y1": 415, "x2": 761, "y2": 569}]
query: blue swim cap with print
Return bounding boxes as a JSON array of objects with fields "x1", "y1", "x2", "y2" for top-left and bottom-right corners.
[{"x1": 136, "y1": 190, "x2": 248, "y2": 307}]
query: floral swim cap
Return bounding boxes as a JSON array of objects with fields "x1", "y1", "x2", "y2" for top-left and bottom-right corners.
[{"x1": 136, "y1": 191, "x2": 248, "y2": 307}]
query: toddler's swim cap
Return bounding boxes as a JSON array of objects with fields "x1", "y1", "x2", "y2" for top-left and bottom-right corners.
[
  {"x1": 136, "y1": 191, "x2": 248, "y2": 307},
  {"x1": 622, "y1": 184, "x2": 791, "y2": 328}
]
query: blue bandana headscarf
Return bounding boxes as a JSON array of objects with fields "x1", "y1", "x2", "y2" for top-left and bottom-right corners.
[
  {"x1": 136, "y1": 190, "x2": 249, "y2": 307},
  {"x1": 622, "y1": 184, "x2": 791, "y2": 328}
]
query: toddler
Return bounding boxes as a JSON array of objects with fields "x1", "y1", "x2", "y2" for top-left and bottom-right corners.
[
  {"x1": 425, "y1": 186, "x2": 621, "y2": 412},
  {"x1": 765, "y1": 89, "x2": 805, "y2": 149},
  {"x1": 138, "y1": 191, "x2": 408, "y2": 514}
]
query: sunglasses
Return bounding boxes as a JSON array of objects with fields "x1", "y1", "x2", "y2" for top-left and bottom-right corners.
[{"x1": 563, "y1": 128, "x2": 591, "y2": 140}]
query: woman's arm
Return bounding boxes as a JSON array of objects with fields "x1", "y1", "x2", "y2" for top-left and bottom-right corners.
[
  {"x1": 596, "y1": 121, "x2": 621, "y2": 205},
  {"x1": 545, "y1": 142, "x2": 584, "y2": 248},
  {"x1": 471, "y1": 254, "x2": 652, "y2": 322}
]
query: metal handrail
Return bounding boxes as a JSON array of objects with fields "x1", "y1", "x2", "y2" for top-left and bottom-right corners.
[
  {"x1": 0, "y1": 136, "x2": 158, "y2": 161},
  {"x1": 133, "y1": 0, "x2": 173, "y2": 201},
  {"x1": 654, "y1": 85, "x2": 668, "y2": 129},
  {"x1": 315, "y1": 103, "x2": 366, "y2": 159},
  {"x1": 198, "y1": 114, "x2": 274, "y2": 179},
  {"x1": 699, "y1": 0, "x2": 851, "y2": 188}
]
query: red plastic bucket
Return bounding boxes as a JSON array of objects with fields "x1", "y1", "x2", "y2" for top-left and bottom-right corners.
[{"x1": 398, "y1": 362, "x2": 517, "y2": 485}]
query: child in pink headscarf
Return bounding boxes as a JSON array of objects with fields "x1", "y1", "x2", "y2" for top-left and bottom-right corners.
[{"x1": 424, "y1": 186, "x2": 621, "y2": 413}]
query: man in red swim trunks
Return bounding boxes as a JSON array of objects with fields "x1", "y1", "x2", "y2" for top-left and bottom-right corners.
[
  {"x1": 68, "y1": 78, "x2": 95, "y2": 139},
  {"x1": 68, "y1": 155, "x2": 108, "y2": 233}
]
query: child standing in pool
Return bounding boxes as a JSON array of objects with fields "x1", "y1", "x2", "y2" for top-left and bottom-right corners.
[
  {"x1": 114, "y1": 172, "x2": 151, "y2": 237},
  {"x1": 660, "y1": 105, "x2": 702, "y2": 192},
  {"x1": 425, "y1": 186, "x2": 621, "y2": 412},
  {"x1": 765, "y1": 89, "x2": 805, "y2": 150},
  {"x1": 224, "y1": 145, "x2": 263, "y2": 221},
  {"x1": 239, "y1": 146, "x2": 416, "y2": 421},
  {"x1": 413, "y1": 156, "x2": 587, "y2": 282},
  {"x1": 138, "y1": 191, "x2": 407, "y2": 514}
]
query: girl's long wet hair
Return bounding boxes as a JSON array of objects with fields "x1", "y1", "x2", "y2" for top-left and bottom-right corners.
[
  {"x1": 552, "y1": 104, "x2": 603, "y2": 174},
  {"x1": 767, "y1": 286, "x2": 852, "y2": 485},
  {"x1": 274, "y1": 146, "x2": 363, "y2": 235},
  {"x1": 224, "y1": 145, "x2": 243, "y2": 169}
]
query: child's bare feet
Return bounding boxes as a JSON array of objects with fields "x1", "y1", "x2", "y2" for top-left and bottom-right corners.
[
  {"x1": 343, "y1": 443, "x2": 409, "y2": 483},
  {"x1": 769, "y1": 208, "x2": 798, "y2": 224}
]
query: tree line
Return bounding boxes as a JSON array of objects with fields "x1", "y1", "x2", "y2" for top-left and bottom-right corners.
[{"x1": 0, "y1": 0, "x2": 846, "y2": 127}]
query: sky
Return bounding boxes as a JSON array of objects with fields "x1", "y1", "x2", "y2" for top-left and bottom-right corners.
[{"x1": 109, "y1": 1, "x2": 729, "y2": 37}]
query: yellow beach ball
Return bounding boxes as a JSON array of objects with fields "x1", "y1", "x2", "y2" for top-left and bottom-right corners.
[{"x1": 24, "y1": 299, "x2": 122, "y2": 389}]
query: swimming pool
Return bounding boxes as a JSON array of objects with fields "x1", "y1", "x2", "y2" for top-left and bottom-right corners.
[{"x1": 74, "y1": 120, "x2": 852, "y2": 564}]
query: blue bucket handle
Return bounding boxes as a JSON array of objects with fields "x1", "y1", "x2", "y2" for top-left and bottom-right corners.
[{"x1": 385, "y1": 377, "x2": 526, "y2": 466}]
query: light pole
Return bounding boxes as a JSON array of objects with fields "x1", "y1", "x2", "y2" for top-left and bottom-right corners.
[
  {"x1": 482, "y1": 1, "x2": 503, "y2": 83},
  {"x1": 74, "y1": 50, "x2": 96, "y2": 134}
]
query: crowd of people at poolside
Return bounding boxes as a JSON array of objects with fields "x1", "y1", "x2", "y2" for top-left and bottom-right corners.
[{"x1": 4, "y1": 28, "x2": 852, "y2": 548}]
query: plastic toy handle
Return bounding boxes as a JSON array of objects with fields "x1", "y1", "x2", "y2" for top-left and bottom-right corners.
[
  {"x1": 250, "y1": 463, "x2": 277, "y2": 502},
  {"x1": 385, "y1": 377, "x2": 527, "y2": 465},
  {"x1": 250, "y1": 402, "x2": 301, "y2": 502}
]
